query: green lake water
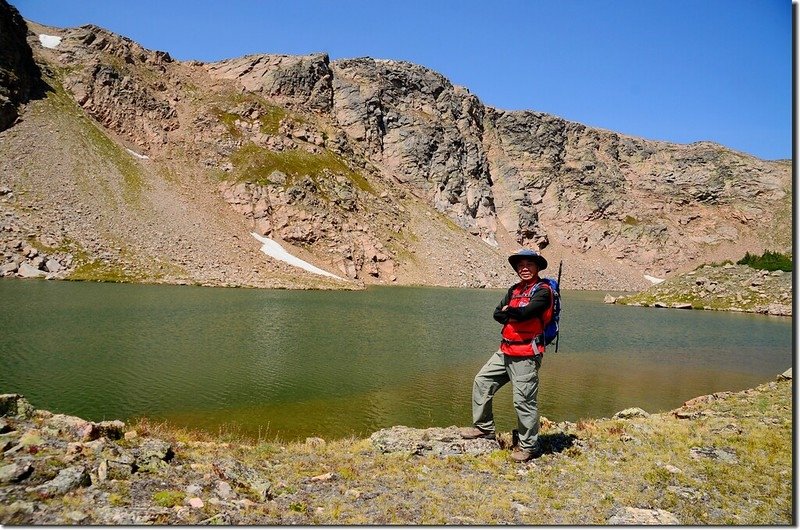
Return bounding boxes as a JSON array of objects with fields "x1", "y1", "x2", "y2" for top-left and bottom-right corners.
[{"x1": 0, "y1": 279, "x2": 792, "y2": 442}]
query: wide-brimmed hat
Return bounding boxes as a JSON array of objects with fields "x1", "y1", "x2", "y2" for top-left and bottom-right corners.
[{"x1": 508, "y1": 249, "x2": 547, "y2": 271}]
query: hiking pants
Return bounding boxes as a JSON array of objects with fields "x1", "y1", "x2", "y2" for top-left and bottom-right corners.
[{"x1": 472, "y1": 350, "x2": 541, "y2": 450}]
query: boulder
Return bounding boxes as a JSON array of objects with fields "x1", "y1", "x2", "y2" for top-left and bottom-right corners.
[
  {"x1": 45, "y1": 414, "x2": 98, "y2": 441},
  {"x1": 133, "y1": 439, "x2": 174, "y2": 472},
  {"x1": 29, "y1": 465, "x2": 90, "y2": 495},
  {"x1": 369, "y1": 425, "x2": 499, "y2": 457},
  {"x1": 17, "y1": 262, "x2": 45, "y2": 278},
  {"x1": 0, "y1": 394, "x2": 35, "y2": 419},
  {"x1": 0, "y1": 262, "x2": 18, "y2": 275},
  {"x1": 44, "y1": 258, "x2": 62, "y2": 273}
]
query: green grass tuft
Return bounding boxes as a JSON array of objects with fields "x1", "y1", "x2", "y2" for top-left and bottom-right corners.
[{"x1": 152, "y1": 490, "x2": 185, "y2": 508}]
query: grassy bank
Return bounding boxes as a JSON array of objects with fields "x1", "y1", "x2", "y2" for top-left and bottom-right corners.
[{"x1": 0, "y1": 375, "x2": 792, "y2": 525}]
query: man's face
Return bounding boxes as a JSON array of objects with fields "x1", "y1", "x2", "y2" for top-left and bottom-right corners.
[{"x1": 515, "y1": 258, "x2": 538, "y2": 281}]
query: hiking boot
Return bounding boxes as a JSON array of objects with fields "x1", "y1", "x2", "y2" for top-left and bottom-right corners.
[
  {"x1": 511, "y1": 444, "x2": 542, "y2": 463},
  {"x1": 459, "y1": 426, "x2": 495, "y2": 440}
]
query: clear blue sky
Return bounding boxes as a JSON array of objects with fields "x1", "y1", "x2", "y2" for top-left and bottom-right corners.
[{"x1": 12, "y1": 0, "x2": 793, "y2": 160}]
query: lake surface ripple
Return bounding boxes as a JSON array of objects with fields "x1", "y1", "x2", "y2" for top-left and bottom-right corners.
[{"x1": 0, "y1": 280, "x2": 791, "y2": 442}]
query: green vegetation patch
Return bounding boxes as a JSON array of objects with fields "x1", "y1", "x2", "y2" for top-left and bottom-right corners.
[
  {"x1": 229, "y1": 143, "x2": 374, "y2": 194},
  {"x1": 42, "y1": 70, "x2": 146, "y2": 204},
  {"x1": 152, "y1": 490, "x2": 185, "y2": 508},
  {"x1": 212, "y1": 108, "x2": 243, "y2": 138},
  {"x1": 623, "y1": 215, "x2": 639, "y2": 225},
  {"x1": 737, "y1": 251, "x2": 792, "y2": 272},
  {"x1": 258, "y1": 105, "x2": 288, "y2": 135},
  {"x1": 69, "y1": 259, "x2": 145, "y2": 284},
  {"x1": 210, "y1": 93, "x2": 289, "y2": 137}
]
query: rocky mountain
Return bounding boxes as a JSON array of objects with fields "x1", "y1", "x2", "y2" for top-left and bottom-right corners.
[{"x1": 0, "y1": 0, "x2": 792, "y2": 290}]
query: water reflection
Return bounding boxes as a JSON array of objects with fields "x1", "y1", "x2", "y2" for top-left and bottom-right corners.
[{"x1": 0, "y1": 280, "x2": 791, "y2": 442}]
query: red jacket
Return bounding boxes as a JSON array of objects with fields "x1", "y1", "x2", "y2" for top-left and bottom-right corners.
[{"x1": 496, "y1": 279, "x2": 554, "y2": 357}]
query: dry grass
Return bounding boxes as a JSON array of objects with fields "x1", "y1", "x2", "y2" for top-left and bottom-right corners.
[{"x1": 3, "y1": 380, "x2": 789, "y2": 525}]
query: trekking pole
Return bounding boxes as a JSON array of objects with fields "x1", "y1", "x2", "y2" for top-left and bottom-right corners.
[{"x1": 555, "y1": 260, "x2": 563, "y2": 353}]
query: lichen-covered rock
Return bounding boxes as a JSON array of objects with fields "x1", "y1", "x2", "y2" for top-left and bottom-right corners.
[
  {"x1": 613, "y1": 407, "x2": 650, "y2": 419},
  {"x1": 369, "y1": 425, "x2": 499, "y2": 457},
  {"x1": 133, "y1": 438, "x2": 174, "y2": 472},
  {"x1": 212, "y1": 458, "x2": 272, "y2": 501},
  {"x1": 0, "y1": 394, "x2": 34, "y2": 419},
  {"x1": 608, "y1": 507, "x2": 680, "y2": 525},
  {"x1": 28, "y1": 465, "x2": 90, "y2": 496},
  {"x1": 0, "y1": 460, "x2": 33, "y2": 484}
]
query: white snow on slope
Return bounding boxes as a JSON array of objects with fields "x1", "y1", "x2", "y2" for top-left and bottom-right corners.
[
  {"x1": 251, "y1": 233, "x2": 345, "y2": 281},
  {"x1": 126, "y1": 148, "x2": 150, "y2": 160},
  {"x1": 644, "y1": 274, "x2": 665, "y2": 285},
  {"x1": 38, "y1": 34, "x2": 62, "y2": 49}
]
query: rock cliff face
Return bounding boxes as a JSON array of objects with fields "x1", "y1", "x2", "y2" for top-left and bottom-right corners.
[
  {"x1": 0, "y1": 0, "x2": 791, "y2": 290},
  {"x1": 0, "y1": 0, "x2": 40, "y2": 130}
]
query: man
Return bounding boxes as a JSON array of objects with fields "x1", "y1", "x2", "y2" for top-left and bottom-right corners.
[{"x1": 460, "y1": 249, "x2": 555, "y2": 462}]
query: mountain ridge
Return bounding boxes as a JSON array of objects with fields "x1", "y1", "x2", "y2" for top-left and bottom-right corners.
[{"x1": 0, "y1": 3, "x2": 791, "y2": 290}]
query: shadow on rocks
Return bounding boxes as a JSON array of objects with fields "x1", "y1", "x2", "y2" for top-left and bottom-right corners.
[{"x1": 539, "y1": 432, "x2": 578, "y2": 455}]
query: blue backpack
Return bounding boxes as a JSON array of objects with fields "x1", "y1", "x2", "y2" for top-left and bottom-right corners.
[{"x1": 533, "y1": 278, "x2": 561, "y2": 349}]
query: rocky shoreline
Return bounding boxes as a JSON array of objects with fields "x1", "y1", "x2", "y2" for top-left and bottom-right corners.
[
  {"x1": 0, "y1": 369, "x2": 792, "y2": 525},
  {"x1": 606, "y1": 263, "x2": 792, "y2": 317}
]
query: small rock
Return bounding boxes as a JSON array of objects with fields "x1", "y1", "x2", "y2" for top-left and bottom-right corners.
[
  {"x1": 187, "y1": 497, "x2": 204, "y2": 509},
  {"x1": 30, "y1": 465, "x2": 90, "y2": 495},
  {"x1": 512, "y1": 502, "x2": 532, "y2": 514},
  {"x1": 777, "y1": 368, "x2": 792, "y2": 381},
  {"x1": 658, "y1": 463, "x2": 683, "y2": 474},
  {"x1": 667, "y1": 485, "x2": 705, "y2": 501},
  {"x1": 305, "y1": 436, "x2": 326, "y2": 448},
  {"x1": 345, "y1": 488, "x2": 361, "y2": 499},
  {"x1": 603, "y1": 294, "x2": 616, "y2": 304},
  {"x1": 0, "y1": 460, "x2": 34, "y2": 483},
  {"x1": 65, "y1": 510, "x2": 88, "y2": 523},
  {"x1": 608, "y1": 507, "x2": 680, "y2": 525},
  {"x1": 185, "y1": 484, "x2": 203, "y2": 496},
  {"x1": 310, "y1": 472, "x2": 334, "y2": 482},
  {"x1": 613, "y1": 407, "x2": 650, "y2": 419},
  {"x1": 214, "y1": 480, "x2": 234, "y2": 500},
  {"x1": 690, "y1": 446, "x2": 738, "y2": 463},
  {"x1": 212, "y1": 458, "x2": 272, "y2": 501},
  {"x1": 97, "y1": 460, "x2": 108, "y2": 481}
]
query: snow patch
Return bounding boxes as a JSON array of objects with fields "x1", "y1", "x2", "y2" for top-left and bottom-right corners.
[
  {"x1": 251, "y1": 233, "x2": 345, "y2": 281},
  {"x1": 126, "y1": 148, "x2": 150, "y2": 160},
  {"x1": 644, "y1": 274, "x2": 665, "y2": 284},
  {"x1": 38, "y1": 34, "x2": 62, "y2": 49}
]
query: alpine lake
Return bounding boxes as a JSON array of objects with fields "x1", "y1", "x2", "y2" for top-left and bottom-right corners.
[{"x1": 0, "y1": 279, "x2": 792, "y2": 443}]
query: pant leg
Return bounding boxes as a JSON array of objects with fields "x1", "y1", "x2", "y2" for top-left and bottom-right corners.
[
  {"x1": 506, "y1": 355, "x2": 541, "y2": 450},
  {"x1": 472, "y1": 350, "x2": 509, "y2": 432}
]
